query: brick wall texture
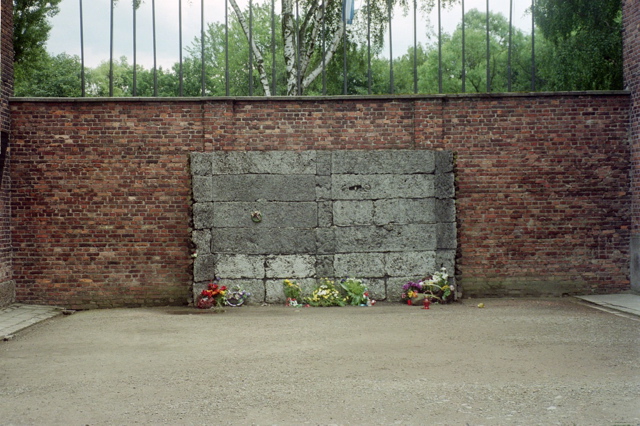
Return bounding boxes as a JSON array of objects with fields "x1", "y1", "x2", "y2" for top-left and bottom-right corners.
[
  {"x1": 0, "y1": 0, "x2": 14, "y2": 306},
  {"x1": 10, "y1": 94, "x2": 631, "y2": 308}
]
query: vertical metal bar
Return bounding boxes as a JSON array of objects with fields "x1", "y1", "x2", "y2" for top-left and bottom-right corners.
[
  {"x1": 152, "y1": 0, "x2": 158, "y2": 96},
  {"x1": 486, "y1": 0, "x2": 490, "y2": 92},
  {"x1": 225, "y1": 0, "x2": 230, "y2": 96},
  {"x1": 249, "y1": 0, "x2": 254, "y2": 96},
  {"x1": 133, "y1": 0, "x2": 137, "y2": 96},
  {"x1": 179, "y1": 0, "x2": 183, "y2": 96},
  {"x1": 461, "y1": 0, "x2": 466, "y2": 92},
  {"x1": 109, "y1": 0, "x2": 114, "y2": 97},
  {"x1": 343, "y1": 0, "x2": 348, "y2": 95},
  {"x1": 413, "y1": 0, "x2": 417, "y2": 94},
  {"x1": 201, "y1": 0, "x2": 205, "y2": 96},
  {"x1": 322, "y1": 0, "x2": 327, "y2": 95},
  {"x1": 531, "y1": 0, "x2": 536, "y2": 91},
  {"x1": 507, "y1": 0, "x2": 512, "y2": 91},
  {"x1": 295, "y1": 0, "x2": 301, "y2": 95},
  {"x1": 388, "y1": 0, "x2": 394, "y2": 94},
  {"x1": 79, "y1": 0, "x2": 85, "y2": 97},
  {"x1": 271, "y1": 0, "x2": 276, "y2": 95},
  {"x1": 438, "y1": 0, "x2": 442, "y2": 93},
  {"x1": 367, "y1": 0, "x2": 371, "y2": 94}
]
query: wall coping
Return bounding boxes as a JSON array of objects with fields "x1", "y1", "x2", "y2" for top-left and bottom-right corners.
[{"x1": 9, "y1": 90, "x2": 631, "y2": 104}]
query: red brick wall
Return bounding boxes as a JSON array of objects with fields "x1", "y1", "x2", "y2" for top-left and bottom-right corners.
[
  {"x1": 623, "y1": 0, "x2": 640, "y2": 293},
  {"x1": 10, "y1": 94, "x2": 630, "y2": 308},
  {"x1": 0, "y1": 0, "x2": 14, "y2": 306}
]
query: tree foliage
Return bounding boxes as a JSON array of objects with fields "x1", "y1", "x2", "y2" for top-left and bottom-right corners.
[{"x1": 13, "y1": 0, "x2": 62, "y2": 64}]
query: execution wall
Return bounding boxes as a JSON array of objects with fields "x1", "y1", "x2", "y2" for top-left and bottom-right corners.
[{"x1": 10, "y1": 94, "x2": 631, "y2": 308}]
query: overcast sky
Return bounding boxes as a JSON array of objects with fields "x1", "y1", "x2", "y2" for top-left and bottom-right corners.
[{"x1": 46, "y1": 0, "x2": 533, "y2": 70}]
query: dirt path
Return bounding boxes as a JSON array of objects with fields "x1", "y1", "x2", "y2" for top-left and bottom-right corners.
[{"x1": 1, "y1": 298, "x2": 638, "y2": 425}]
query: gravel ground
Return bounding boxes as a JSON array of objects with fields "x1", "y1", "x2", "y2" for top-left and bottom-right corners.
[{"x1": 0, "y1": 298, "x2": 638, "y2": 425}]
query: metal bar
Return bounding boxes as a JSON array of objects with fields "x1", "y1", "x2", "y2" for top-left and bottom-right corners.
[
  {"x1": 388, "y1": 0, "x2": 394, "y2": 94},
  {"x1": 322, "y1": 0, "x2": 326, "y2": 95},
  {"x1": 152, "y1": 0, "x2": 158, "y2": 96},
  {"x1": 295, "y1": 0, "x2": 301, "y2": 95},
  {"x1": 486, "y1": 0, "x2": 490, "y2": 92},
  {"x1": 507, "y1": 0, "x2": 512, "y2": 91},
  {"x1": 438, "y1": 0, "x2": 442, "y2": 93},
  {"x1": 461, "y1": 0, "x2": 465, "y2": 92},
  {"x1": 249, "y1": 0, "x2": 254, "y2": 96},
  {"x1": 179, "y1": 0, "x2": 183, "y2": 96},
  {"x1": 79, "y1": 0, "x2": 85, "y2": 97},
  {"x1": 133, "y1": 0, "x2": 137, "y2": 96},
  {"x1": 201, "y1": 0, "x2": 205, "y2": 96},
  {"x1": 109, "y1": 0, "x2": 114, "y2": 97},
  {"x1": 413, "y1": 0, "x2": 417, "y2": 94},
  {"x1": 225, "y1": 0, "x2": 229, "y2": 96},
  {"x1": 272, "y1": 0, "x2": 276, "y2": 95},
  {"x1": 531, "y1": 0, "x2": 536, "y2": 91},
  {"x1": 343, "y1": 0, "x2": 348, "y2": 95},
  {"x1": 367, "y1": 0, "x2": 371, "y2": 94}
]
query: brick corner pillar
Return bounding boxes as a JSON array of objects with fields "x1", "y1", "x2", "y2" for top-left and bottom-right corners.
[
  {"x1": 624, "y1": 0, "x2": 640, "y2": 294},
  {"x1": 0, "y1": 0, "x2": 14, "y2": 307}
]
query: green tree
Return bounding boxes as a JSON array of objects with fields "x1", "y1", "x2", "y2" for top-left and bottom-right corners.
[
  {"x1": 417, "y1": 9, "x2": 533, "y2": 93},
  {"x1": 13, "y1": 0, "x2": 62, "y2": 65},
  {"x1": 534, "y1": 0, "x2": 622, "y2": 90},
  {"x1": 14, "y1": 52, "x2": 83, "y2": 97}
]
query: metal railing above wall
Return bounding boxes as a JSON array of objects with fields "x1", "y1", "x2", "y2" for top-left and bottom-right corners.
[{"x1": 69, "y1": 0, "x2": 537, "y2": 97}]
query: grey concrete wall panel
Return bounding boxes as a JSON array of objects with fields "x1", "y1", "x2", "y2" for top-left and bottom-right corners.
[
  {"x1": 211, "y1": 151, "x2": 317, "y2": 175},
  {"x1": 212, "y1": 202, "x2": 317, "y2": 228},
  {"x1": 213, "y1": 228, "x2": 316, "y2": 254},
  {"x1": 435, "y1": 150, "x2": 454, "y2": 173},
  {"x1": 191, "y1": 150, "x2": 456, "y2": 303},
  {"x1": 192, "y1": 202, "x2": 215, "y2": 229},
  {"x1": 192, "y1": 176, "x2": 213, "y2": 202},
  {"x1": 332, "y1": 150, "x2": 435, "y2": 174},
  {"x1": 385, "y1": 251, "x2": 436, "y2": 277},
  {"x1": 211, "y1": 175, "x2": 317, "y2": 202},
  {"x1": 214, "y1": 254, "x2": 265, "y2": 279},
  {"x1": 332, "y1": 174, "x2": 435, "y2": 200},
  {"x1": 334, "y1": 224, "x2": 437, "y2": 253},
  {"x1": 190, "y1": 152, "x2": 213, "y2": 176},
  {"x1": 265, "y1": 255, "x2": 316, "y2": 278},
  {"x1": 193, "y1": 254, "x2": 215, "y2": 282},
  {"x1": 334, "y1": 253, "x2": 386, "y2": 277},
  {"x1": 333, "y1": 200, "x2": 374, "y2": 226}
]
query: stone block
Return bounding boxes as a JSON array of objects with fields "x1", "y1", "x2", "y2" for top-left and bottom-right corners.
[
  {"x1": 434, "y1": 199, "x2": 456, "y2": 223},
  {"x1": 211, "y1": 175, "x2": 317, "y2": 202},
  {"x1": 190, "y1": 152, "x2": 212, "y2": 176},
  {"x1": 361, "y1": 278, "x2": 386, "y2": 301},
  {"x1": 317, "y1": 202, "x2": 333, "y2": 228},
  {"x1": 211, "y1": 151, "x2": 316, "y2": 175},
  {"x1": 333, "y1": 200, "x2": 374, "y2": 226},
  {"x1": 315, "y1": 228, "x2": 336, "y2": 254},
  {"x1": 193, "y1": 202, "x2": 215, "y2": 229},
  {"x1": 334, "y1": 224, "x2": 437, "y2": 253},
  {"x1": 315, "y1": 176, "x2": 332, "y2": 200},
  {"x1": 332, "y1": 150, "x2": 435, "y2": 174},
  {"x1": 436, "y1": 222, "x2": 457, "y2": 249},
  {"x1": 385, "y1": 251, "x2": 436, "y2": 277},
  {"x1": 214, "y1": 254, "x2": 265, "y2": 279},
  {"x1": 265, "y1": 255, "x2": 316, "y2": 278},
  {"x1": 332, "y1": 174, "x2": 434, "y2": 200},
  {"x1": 192, "y1": 176, "x2": 213, "y2": 202},
  {"x1": 191, "y1": 230, "x2": 212, "y2": 254},
  {"x1": 334, "y1": 253, "x2": 385, "y2": 277},
  {"x1": 373, "y1": 199, "x2": 436, "y2": 225},
  {"x1": 434, "y1": 150, "x2": 454, "y2": 173},
  {"x1": 193, "y1": 254, "x2": 216, "y2": 282},
  {"x1": 316, "y1": 255, "x2": 335, "y2": 277},
  {"x1": 435, "y1": 250, "x2": 456, "y2": 274},
  {"x1": 434, "y1": 173, "x2": 455, "y2": 199},
  {"x1": 316, "y1": 151, "x2": 332, "y2": 176},
  {"x1": 213, "y1": 228, "x2": 316, "y2": 254},
  {"x1": 212, "y1": 202, "x2": 317, "y2": 228}
]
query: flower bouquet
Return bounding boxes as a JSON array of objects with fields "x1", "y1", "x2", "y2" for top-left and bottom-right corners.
[
  {"x1": 340, "y1": 278, "x2": 375, "y2": 306},
  {"x1": 305, "y1": 278, "x2": 346, "y2": 307},
  {"x1": 283, "y1": 279, "x2": 302, "y2": 306},
  {"x1": 422, "y1": 267, "x2": 455, "y2": 304},
  {"x1": 196, "y1": 279, "x2": 228, "y2": 309},
  {"x1": 225, "y1": 286, "x2": 251, "y2": 307}
]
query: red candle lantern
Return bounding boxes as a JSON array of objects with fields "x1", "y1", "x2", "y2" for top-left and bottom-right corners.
[{"x1": 422, "y1": 298, "x2": 431, "y2": 310}]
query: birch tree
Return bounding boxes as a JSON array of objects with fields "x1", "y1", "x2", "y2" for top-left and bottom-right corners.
[{"x1": 229, "y1": 0, "x2": 455, "y2": 96}]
